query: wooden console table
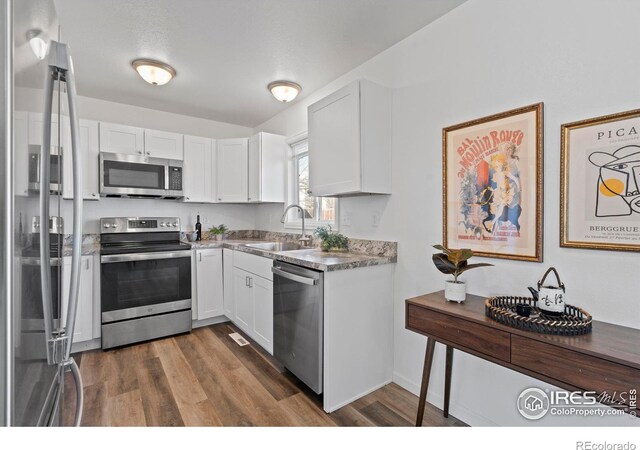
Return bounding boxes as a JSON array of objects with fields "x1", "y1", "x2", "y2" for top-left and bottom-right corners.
[{"x1": 406, "y1": 291, "x2": 640, "y2": 426}]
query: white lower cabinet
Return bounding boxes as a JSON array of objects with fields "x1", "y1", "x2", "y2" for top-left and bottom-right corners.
[
  {"x1": 194, "y1": 249, "x2": 224, "y2": 320},
  {"x1": 231, "y1": 251, "x2": 274, "y2": 354},
  {"x1": 222, "y1": 248, "x2": 234, "y2": 318},
  {"x1": 251, "y1": 275, "x2": 273, "y2": 353},
  {"x1": 62, "y1": 255, "x2": 94, "y2": 344},
  {"x1": 233, "y1": 267, "x2": 253, "y2": 334}
]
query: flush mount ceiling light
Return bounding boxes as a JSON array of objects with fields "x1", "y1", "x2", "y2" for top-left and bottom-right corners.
[
  {"x1": 27, "y1": 29, "x2": 47, "y2": 60},
  {"x1": 132, "y1": 59, "x2": 176, "y2": 86},
  {"x1": 268, "y1": 81, "x2": 301, "y2": 103}
]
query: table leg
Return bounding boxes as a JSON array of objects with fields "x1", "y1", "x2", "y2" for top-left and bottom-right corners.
[
  {"x1": 415, "y1": 337, "x2": 436, "y2": 427},
  {"x1": 443, "y1": 345, "x2": 453, "y2": 418}
]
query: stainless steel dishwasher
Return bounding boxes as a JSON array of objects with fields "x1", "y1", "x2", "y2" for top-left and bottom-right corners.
[{"x1": 272, "y1": 262, "x2": 324, "y2": 394}]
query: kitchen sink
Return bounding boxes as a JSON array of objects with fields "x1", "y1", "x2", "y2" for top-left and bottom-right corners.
[{"x1": 244, "y1": 242, "x2": 305, "y2": 252}]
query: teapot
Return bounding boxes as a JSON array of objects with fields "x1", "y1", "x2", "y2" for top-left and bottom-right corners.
[{"x1": 528, "y1": 267, "x2": 566, "y2": 316}]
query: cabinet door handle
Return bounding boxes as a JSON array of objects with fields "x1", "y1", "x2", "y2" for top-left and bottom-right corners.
[
  {"x1": 245, "y1": 276, "x2": 249, "y2": 287},
  {"x1": 84, "y1": 259, "x2": 89, "y2": 270},
  {"x1": 137, "y1": 150, "x2": 142, "y2": 154},
  {"x1": 199, "y1": 252, "x2": 202, "y2": 262},
  {"x1": 249, "y1": 277, "x2": 253, "y2": 288},
  {"x1": 218, "y1": 198, "x2": 222, "y2": 201}
]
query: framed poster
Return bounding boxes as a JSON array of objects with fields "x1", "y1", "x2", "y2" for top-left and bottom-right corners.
[
  {"x1": 443, "y1": 103, "x2": 543, "y2": 262},
  {"x1": 561, "y1": 108, "x2": 640, "y2": 252}
]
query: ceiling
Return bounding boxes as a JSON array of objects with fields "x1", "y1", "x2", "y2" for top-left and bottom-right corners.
[{"x1": 54, "y1": 0, "x2": 465, "y2": 127}]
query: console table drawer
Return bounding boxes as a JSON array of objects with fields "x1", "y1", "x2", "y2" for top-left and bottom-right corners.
[
  {"x1": 512, "y1": 335, "x2": 640, "y2": 406},
  {"x1": 406, "y1": 304, "x2": 510, "y2": 362}
]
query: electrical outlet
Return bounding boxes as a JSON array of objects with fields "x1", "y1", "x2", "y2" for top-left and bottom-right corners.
[
  {"x1": 341, "y1": 212, "x2": 352, "y2": 227},
  {"x1": 372, "y1": 211, "x2": 380, "y2": 228}
]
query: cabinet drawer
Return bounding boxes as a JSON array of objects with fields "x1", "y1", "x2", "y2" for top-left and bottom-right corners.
[
  {"x1": 233, "y1": 250, "x2": 273, "y2": 281},
  {"x1": 512, "y1": 335, "x2": 640, "y2": 407},
  {"x1": 406, "y1": 304, "x2": 510, "y2": 362}
]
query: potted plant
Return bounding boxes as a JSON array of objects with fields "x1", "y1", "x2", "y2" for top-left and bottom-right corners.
[
  {"x1": 432, "y1": 244, "x2": 493, "y2": 302},
  {"x1": 209, "y1": 224, "x2": 229, "y2": 241},
  {"x1": 314, "y1": 226, "x2": 348, "y2": 252}
]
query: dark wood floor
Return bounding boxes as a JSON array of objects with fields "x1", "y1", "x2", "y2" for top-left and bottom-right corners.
[{"x1": 63, "y1": 322, "x2": 466, "y2": 427}]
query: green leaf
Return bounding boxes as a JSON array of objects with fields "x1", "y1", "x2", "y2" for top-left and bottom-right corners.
[
  {"x1": 432, "y1": 244, "x2": 450, "y2": 255},
  {"x1": 457, "y1": 262, "x2": 494, "y2": 274},
  {"x1": 432, "y1": 253, "x2": 456, "y2": 275},
  {"x1": 459, "y1": 249, "x2": 473, "y2": 262}
]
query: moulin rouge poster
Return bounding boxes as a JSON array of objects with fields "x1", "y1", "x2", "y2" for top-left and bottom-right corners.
[{"x1": 443, "y1": 103, "x2": 543, "y2": 261}]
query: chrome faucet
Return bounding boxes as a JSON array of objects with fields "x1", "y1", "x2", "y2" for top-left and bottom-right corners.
[{"x1": 280, "y1": 204, "x2": 311, "y2": 246}]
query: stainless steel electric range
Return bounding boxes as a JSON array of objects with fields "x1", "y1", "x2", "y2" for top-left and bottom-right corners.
[{"x1": 99, "y1": 217, "x2": 192, "y2": 349}]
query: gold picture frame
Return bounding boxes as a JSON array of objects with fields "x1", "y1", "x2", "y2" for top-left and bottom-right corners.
[
  {"x1": 561, "y1": 108, "x2": 640, "y2": 252},
  {"x1": 443, "y1": 103, "x2": 543, "y2": 262}
]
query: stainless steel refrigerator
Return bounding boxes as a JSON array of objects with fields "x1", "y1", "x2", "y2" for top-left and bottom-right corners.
[{"x1": 1, "y1": 0, "x2": 84, "y2": 426}]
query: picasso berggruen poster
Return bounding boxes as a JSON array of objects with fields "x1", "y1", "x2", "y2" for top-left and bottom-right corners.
[
  {"x1": 561, "y1": 108, "x2": 640, "y2": 252},
  {"x1": 443, "y1": 103, "x2": 543, "y2": 261}
]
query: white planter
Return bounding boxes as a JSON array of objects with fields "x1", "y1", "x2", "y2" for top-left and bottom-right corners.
[{"x1": 445, "y1": 280, "x2": 466, "y2": 303}]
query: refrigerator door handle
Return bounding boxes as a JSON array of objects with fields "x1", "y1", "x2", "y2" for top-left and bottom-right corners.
[
  {"x1": 68, "y1": 358, "x2": 84, "y2": 426},
  {"x1": 39, "y1": 61, "x2": 56, "y2": 363},
  {"x1": 62, "y1": 45, "x2": 83, "y2": 362}
]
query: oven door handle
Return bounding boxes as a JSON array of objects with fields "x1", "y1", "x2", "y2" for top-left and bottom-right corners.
[{"x1": 101, "y1": 250, "x2": 193, "y2": 264}]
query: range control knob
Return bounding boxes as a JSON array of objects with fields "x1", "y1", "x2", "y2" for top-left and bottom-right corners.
[
  {"x1": 160, "y1": 222, "x2": 166, "y2": 227},
  {"x1": 103, "y1": 223, "x2": 111, "y2": 229},
  {"x1": 172, "y1": 222, "x2": 178, "y2": 227}
]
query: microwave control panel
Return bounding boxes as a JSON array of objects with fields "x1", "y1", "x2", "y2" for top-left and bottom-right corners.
[{"x1": 169, "y1": 166, "x2": 182, "y2": 191}]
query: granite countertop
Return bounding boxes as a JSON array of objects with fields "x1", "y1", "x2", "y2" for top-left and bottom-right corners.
[
  {"x1": 189, "y1": 239, "x2": 397, "y2": 272},
  {"x1": 61, "y1": 231, "x2": 398, "y2": 272}
]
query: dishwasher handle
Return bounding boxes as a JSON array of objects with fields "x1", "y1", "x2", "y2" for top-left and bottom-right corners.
[{"x1": 272, "y1": 266, "x2": 318, "y2": 286}]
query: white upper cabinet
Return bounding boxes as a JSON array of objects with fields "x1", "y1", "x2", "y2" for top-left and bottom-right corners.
[
  {"x1": 99, "y1": 122, "x2": 144, "y2": 155},
  {"x1": 248, "y1": 132, "x2": 286, "y2": 203},
  {"x1": 308, "y1": 79, "x2": 392, "y2": 197},
  {"x1": 216, "y1": 138, "x2": 248, "y2": 202},
  {"x1": 63, "y1": 118, "x2": 100, "y2": 200},
  {"x1": 183, "y1": 135, "x2": 214, "y2": 203},
  {"x1": 144, "y1": 129, "x2": 184, "y2": 159},
  {"x1": 28, "y1": 112, "x2": 60, "y2": 147}
]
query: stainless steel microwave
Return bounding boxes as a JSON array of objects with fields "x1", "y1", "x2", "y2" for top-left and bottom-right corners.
[
  {"x1": 28, "y1": 145, "x2": 62, "y2": 194},
  {"x1": 99, "y1": 152, "x2": 183, "y2": 198}
]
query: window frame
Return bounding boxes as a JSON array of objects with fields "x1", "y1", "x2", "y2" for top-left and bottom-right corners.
[{"x1": 283, "y1": 132, "x2": 338, "y2": 230}]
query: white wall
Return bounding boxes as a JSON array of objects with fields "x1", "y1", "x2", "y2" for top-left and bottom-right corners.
[{"x1": 254, "y1": 0, "x2": 640, "y2": 426}]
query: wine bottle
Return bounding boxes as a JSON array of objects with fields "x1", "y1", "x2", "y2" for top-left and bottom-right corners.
[{"x1": 195, "y1": 214, "x2": 202, "y2": 241}]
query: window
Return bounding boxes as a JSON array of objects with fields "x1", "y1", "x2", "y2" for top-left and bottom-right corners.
[{"x1": 284, "y1": 136, "x2": 337, "y2": 228}]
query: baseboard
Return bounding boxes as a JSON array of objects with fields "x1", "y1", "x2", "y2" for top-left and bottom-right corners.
[
  {"x1": 324, "y1": 378, "x2": 393, "y2": 413},
  {"x1": 192, "y1": 315, "x2": 230, "y2": 328},
  {"x1": 71, "y1": 338, "x2": 101, "y2": 353},
  {"x1": 392, "y1": 371, "x2": 498, "y2": 427}
]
